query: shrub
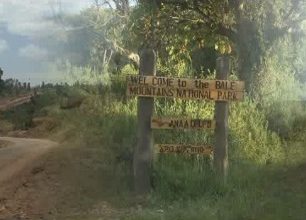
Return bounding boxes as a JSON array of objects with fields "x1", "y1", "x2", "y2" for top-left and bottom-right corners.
[
  {"x1": 42, "y1": 62, "x2": 286, "y2": 202},
  {"x1": 41, "y1": 69, "x2": 285, "y2": 201},
  {"x1": 253, "y1": 37, "x2": 305, "y2": 139},
  {"x1": 229, "y1": 98, "x2": 283, "y2": 165}
]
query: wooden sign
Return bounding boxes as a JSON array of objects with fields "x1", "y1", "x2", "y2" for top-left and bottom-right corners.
[
  {"x1": 127, "y1": 85, "x2": 244, "y2": 101},
  {"x1": 151, "y1": 117, "x2": 215, "y2": 130},
  {"x1": 155, "y1": 144, "x2": 213, "y2": 155},
  {"x1": 127, "y1": 75, "x2": 245, "y2": 91}
]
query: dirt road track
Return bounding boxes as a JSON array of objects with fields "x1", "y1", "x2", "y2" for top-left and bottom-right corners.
[
  {"x1": 0, "y1": 95, "x2": 33, "y2": 111},
  {"x1": 0, "y1": 137, "x2": 58, "y2": 219},
  {"x1": 0, "y1": 137, "x2": 57, "y2": 186}
]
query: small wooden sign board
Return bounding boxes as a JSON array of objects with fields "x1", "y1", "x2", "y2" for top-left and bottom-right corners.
[
  {"x1": 155, "y1": 144, "x2": 213, "y2": 155},
  {"x1": 127, "y1": 75, "x2": 245, "y2": 91},
  {"x1": 127, "y1": 85, "x2": 244, "y2": 101},
  {"x1": 151, "y1": 117, "x2": 215, "y2": 130}
]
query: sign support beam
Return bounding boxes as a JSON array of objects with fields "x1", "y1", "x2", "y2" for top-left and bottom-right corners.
[
  {"x1": 214, "y1": 56, "x2": 230, "y2": 182},
  {"x1": 133, "y1": 49, "x2": 156, "y2": 195}
]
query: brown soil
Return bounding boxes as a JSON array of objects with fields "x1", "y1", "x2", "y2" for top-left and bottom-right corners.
[
  {"x1": 0, "y1": 138, "x2": 133, "y2": 220},
  {"x1": 0, "y1": 137, "x2": 57, "y2": 219},
  {"x1": 0, "y1": 140, "x2": 11, "y2": 149},
  {"x1": 0, "y1": 95, "x2": 33, "y2": 111}
]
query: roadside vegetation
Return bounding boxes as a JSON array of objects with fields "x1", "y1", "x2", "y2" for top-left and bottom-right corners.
[{"x1": 2, "y1": 74, "x2": 305, "y2": 219}]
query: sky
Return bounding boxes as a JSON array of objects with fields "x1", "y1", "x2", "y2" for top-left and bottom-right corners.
[{"x1": 0, "y1": 0, "x2": 93, "y2": 85}]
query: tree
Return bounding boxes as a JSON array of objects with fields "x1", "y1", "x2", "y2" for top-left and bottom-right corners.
[
  {"x1": 0, "y1": 68, "x2": 3, "y2": 80},
  {"x1": 48, "y1": 0, "x2": 138, "y2": 73},
  {"x1": 127, "y1": 0, "x2": 306, "y2": 90},
  {"x1": 0, "y1": 68, "x2": 4, "y2": 93}
]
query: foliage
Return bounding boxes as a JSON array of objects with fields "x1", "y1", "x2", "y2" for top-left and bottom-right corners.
[
  {"x1": 50, "y1": 2, "x2": 135, "y2": 75},
  {"x1": 42, "y1": 68, "x2": 283, "y2": 200},
  {"x1": 0, "y1": 68, "x2": 3, "y2": 94},
  {"x1": 229, "y1": 99, "x2": 283, "y2": 164},
  {"x1": 125, "y1": 0, "x2": 306, "y2": 90},
  {"x1": 0, "y1": 78, "x2": 31, "y2": 97},
  {"x1": 2, "y1": 103, "x2": 34, "y2": 130},
  {"x1": 253, "y1": 36, "x2": 305, "y2": 138}
]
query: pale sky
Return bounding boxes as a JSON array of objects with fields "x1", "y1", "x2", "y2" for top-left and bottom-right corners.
[{"x1": 0, "y1": 0, "x2": 93, "y2": 85}]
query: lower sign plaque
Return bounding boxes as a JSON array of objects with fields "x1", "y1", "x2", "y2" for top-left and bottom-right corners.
[
  {"x1": 151, "y1": 117, "x2": 215, "y2": 130},
  {"x1": 155, "y1": 144, "x2": 213, "y2": 155}
]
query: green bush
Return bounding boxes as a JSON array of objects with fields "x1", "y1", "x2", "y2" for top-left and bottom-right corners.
[
  {"x1": 151, "y1": 98, "x2": 283, "y2": 201},
  {"x1": 37, "y1": 60, "x2": 292, "y2": 208},
  {"x1": 229, "y1": 98, "x2": 283, "y2": 165},
  {"x1": 253, "y1": 37, "x2": 305, "y2": 140},
  {"x1": 2, "y1": 103, "x2": 34, "y2": 130},
  {"x1": 44, "y1": 71, "x2": 285, "y2": 201}
]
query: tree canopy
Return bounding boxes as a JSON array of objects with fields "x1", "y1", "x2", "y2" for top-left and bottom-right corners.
[{"x1": 48, "y1": 0, "x2": 306, "y2": 94}]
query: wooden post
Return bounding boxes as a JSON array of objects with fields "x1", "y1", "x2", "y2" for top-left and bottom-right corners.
[
  {"x1": 133, "y1": 49, "x2": 156, "y2": 195},
  {"x1": 214, "y1": 56, "x2": 229, "y2": 181}
]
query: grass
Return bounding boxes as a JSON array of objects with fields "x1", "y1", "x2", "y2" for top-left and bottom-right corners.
[
  {"x1": 126, "y1": 152, "x2": 306, "y2": 220},
  {"x1": 47, "y1": 102, "x2": 306, "y2": 220},
  {"x1": 2, "y1": 86, "x2": 306, "y2": 220},
  {"x1": 45, "y1": 141, "x2": 306, "y2": 220}
]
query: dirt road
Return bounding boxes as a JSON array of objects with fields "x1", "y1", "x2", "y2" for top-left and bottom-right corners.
[
  {"x1": 0, "y1": 137, "x2": 57, "y2": 219},
  {"x1": 0, "y1": 95, "x2": 33, "y2": 111},
  {"x1": 0, "y1": 137, "x2": 57, "y2": 186}
]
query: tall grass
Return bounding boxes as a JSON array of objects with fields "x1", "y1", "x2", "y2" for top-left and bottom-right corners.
[
  {"x1": 43, "y1": 74, "x2": 284, "y2": 198},
  {"x1": 31, "y1": 63, "x2": 306, "y2": 219}
]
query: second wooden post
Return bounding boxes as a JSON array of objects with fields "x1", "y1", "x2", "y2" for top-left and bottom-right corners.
[
  {"x1": 133, "y1": 49, "x2": 156, "y2": 195},
  {"x1": 214, "y1": 56, "x2": 230, "y2": 181}
]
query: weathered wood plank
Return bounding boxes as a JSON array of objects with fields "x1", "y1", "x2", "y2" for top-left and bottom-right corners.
[
  {"x1": 151, "y1": 117, "x2": 215, "y2": 130},
  {"x1": 133, "y1": 49, "x2": 156, "y2": 195},
  {"x1": 127, "y1": 85, "x2": 244, "y2": 101},
  {"x1": 127, "y1": 75, "x2": 245, "y2": 91},
  {"x1": 214, "y1": 56, "x2": 229, "y2": 181},
  {"x1": 155, "y1": 144, "x2": 213, "y2": 155}
]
